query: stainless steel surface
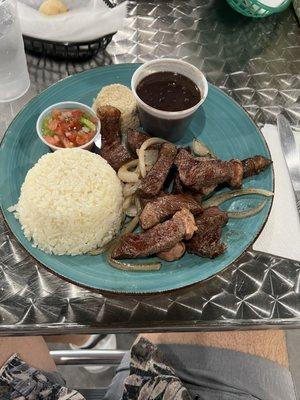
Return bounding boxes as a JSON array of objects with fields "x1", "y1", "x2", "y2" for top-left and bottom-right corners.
[
  {"x1": 50, "y1": 350, "x2": 126, "y2": 366},
  {"x1": 278, "y1": 114, "x2": 300, "y2": 214},
  {"x1": 0, "y1": 0, "x2": 300, "y2": 335}
]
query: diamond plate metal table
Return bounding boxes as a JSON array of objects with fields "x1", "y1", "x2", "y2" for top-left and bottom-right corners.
[{"x1": 0, "y1": 0, "x2": 300, "y2": 336}]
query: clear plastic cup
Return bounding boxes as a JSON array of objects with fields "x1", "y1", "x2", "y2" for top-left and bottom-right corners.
[
  {"x1": 0, "y1": 0, "x2": 30, "y2": 102},
  {"x1": 131, "y1": 58, "x2": 208, "y2": 142}
]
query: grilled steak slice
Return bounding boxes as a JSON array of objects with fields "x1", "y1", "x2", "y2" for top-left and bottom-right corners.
[
  {"x1": 173, "y1": 172, "x2": 204, "y2": 202},
  {"x1": 96, "y1": 105, "x2": 121, "y2": 146},
  {"x1": 186, "y1": 206, "x2": 228, "y2": 259},
  {"x1": 139, "y1": 192, "x2": 166, "y2": 209},
  {"x1": 242, "y1": 156, "x2": 272, "y2": 178},
  {"x1": 112, "y1": 208, "x2": 197, "y2": 259},
  {"x1": 140, "y1": 194, "x2": 201, "y2": 230},
  {"x1": 230, "y1": 160, "x2": 244, "y2": 188},
  {"x1": 139, "y1": 142, "x2": 177, "y2": 197},
  {"x1": 126, "y1": 129, "x2": 161, "y2": 154},
  {"x1": 96, "y1": 105, "x2": 133, "y2": 171},
  {"x1": 158, "y1": 242, "x2": 186, "y2": 261},
  {"x1": 99, "y1": 143, "x2": 134, "y2": 171},
  {"x1": 175, "y1": 149, "x2": 244, "y2": 192}
]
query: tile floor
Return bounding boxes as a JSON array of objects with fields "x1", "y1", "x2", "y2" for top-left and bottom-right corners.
[
  {"x1": 50, "y1": 331, "x2": 300, "y2": 399},
  {"x1": 287, "y1": 330, "x2": 300, "y2": 399}
]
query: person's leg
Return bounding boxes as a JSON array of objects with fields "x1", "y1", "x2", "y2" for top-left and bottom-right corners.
[
  {"x1": 140, "y1": 329, "x2": 289, "y2": 367},
  {"x1": 0, "y1": 336, "x2": 56, "y2": 372},
  {"x1": 0, "y1": 336, "x2": 85, "y2": 398},
  {"x1": 105, "y1": 330, "x2": 295, "y2": 400}
]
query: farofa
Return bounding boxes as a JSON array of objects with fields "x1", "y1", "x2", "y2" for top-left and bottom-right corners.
[{"x1": 92, "y1": 84, "x2": 139, "y2": 133}]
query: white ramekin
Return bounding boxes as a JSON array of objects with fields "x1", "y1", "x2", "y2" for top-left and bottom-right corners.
[{"x1": 36, "y1": 101, "x2": 101, "y2": 151}]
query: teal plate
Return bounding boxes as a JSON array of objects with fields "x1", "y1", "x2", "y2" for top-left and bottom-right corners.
[{"x1": 0, "y1": 64, "x2": 273, "y2": 294}]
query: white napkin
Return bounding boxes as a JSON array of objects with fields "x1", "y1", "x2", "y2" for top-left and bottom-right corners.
[
  {"x1": 253, "y1": 124, "x2": 300, "y2": 261},
  {"x1": 18, "y1": 0, "x2": 127, "y2": 42}
]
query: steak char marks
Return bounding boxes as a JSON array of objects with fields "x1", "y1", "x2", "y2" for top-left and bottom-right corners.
[
  {"x1": 140, "y1": 194, "x2": 201, "y2": 230},
  {"x1": 242, "y1": 156, "x2": 272, "y2": 178},
  {"x1": 174, "y1": 148, "x2": 271, "y2": 194},
  {"x1": 186, "y1": 207, "x2": 228, "y2": 259},
  {"x1": 126, "y1": 129, "x2": 160, "y2": 154},
  {"x1": 174, "y1": 149, "x2": 243, "y2": 193},
  {"x1": 96, "y1": 106, "x2": 133, "y2": 171},
  {"x1": 139, "y1": 142, "x2": 177, "y2": 197},
  {"x1": 112, "y1": 209, "x2": 197, "y2": 259}
]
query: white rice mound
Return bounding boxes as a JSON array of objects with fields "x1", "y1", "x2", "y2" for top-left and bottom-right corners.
[
  {"x1": 11, "y1": 149, "x2": 123, "y2": 256},
  {"x1": 92, "y1": 84, "x2": 140, "y2": 133}
]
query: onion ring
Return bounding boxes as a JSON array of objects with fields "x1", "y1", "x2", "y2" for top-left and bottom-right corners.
[{"x1": 138, "y1": 137, "x2": 167, "y2": 178}]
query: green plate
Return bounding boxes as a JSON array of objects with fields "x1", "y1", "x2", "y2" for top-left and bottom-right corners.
[{"x1": 0, "y1": 64, "x2": 273, "y2": 293}]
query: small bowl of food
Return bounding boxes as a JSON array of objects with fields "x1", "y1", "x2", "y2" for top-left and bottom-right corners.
[
  {"x1": 36, "y1": 101, "x2": 100, "y2": 151},
  {"x1": 131, "y1": 58, "x2": 208, "y2": 142}
]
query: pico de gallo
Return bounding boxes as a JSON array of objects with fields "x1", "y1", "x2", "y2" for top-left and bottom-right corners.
[{"x1": 42, "y1": 108, "x2": 98, "y2": 148}]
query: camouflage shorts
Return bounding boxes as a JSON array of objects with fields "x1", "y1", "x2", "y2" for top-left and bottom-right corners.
[
  {"x1": 0, "y1": 353, "x2": 85, "y2": 400},
  {"x1": 0, "y1": 338, "x2": 190, "y2": 400}
]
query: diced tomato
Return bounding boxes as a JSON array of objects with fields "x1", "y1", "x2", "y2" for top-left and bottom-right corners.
[
  {"x1": 51, "y1": 108, "x2": 62, "y2": 118},
  {"x1": 75, "y1": 133, "x2": 88, "y2": 146},
  {"x1": 85, "y1": 132, "x2": 94, "y2": 142},
  {"x1": 68, "y1": 133, "x2": 78, "y2": 143},
  {"x1": 58, "y1": 121, "x2": 71, "y2": 132},
  {"x1": 44, "y1": 135, "x2": 61, "y2": 147},
  {"x1": 44, "y1": 135, "x2": 56, "y2": 145},
  {"x1": 55, "y1": 127, "x2": 64, "y2": 137},
  {"x1": 71, "y1": 109, "x2": 84, "y2": 118},
  {"x1": 69, "y1": 120, "x2": 82, "y2": 131}
]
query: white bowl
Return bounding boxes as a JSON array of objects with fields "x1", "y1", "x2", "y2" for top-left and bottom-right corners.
[
  {"x1": 131, "y1": 58, "x2": 208, "y2": 141},
  {"x1": 36, "y1": 101, "x2": 101, "y2": 151}
]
